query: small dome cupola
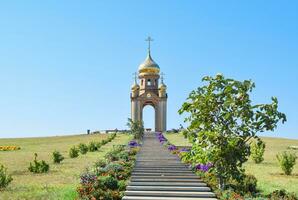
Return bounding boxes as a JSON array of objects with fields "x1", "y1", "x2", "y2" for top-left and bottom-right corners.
[
  {"x1": 131, "y1": 72, "x2": 140, "y2": 91},
  {"x1": 159, "y1": 73, "x2": 167, "y2": 90},
  {"x1": 138, "y1": 36, "x2": 160, "y2": 76}
]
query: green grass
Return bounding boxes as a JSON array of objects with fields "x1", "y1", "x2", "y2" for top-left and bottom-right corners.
[
  {"x1": 164, "y1": 132, "x2": 191, "y2": 146},
  {"x1": 0, "y1": 133, "x2": 131, "y2": 200},
  {"x1": 165, "y1": 132, "x2": 298, "y2": 195}
]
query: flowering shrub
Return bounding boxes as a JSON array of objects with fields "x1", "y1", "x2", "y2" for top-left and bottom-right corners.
[
  {"x1": 128, "y1": 140, "x2": 140, "y2": 148},
  {"x1": 267, "y1": 189, "x2": 298, "y2": 200},
  {"x1": 156, "y1": 132, "x2": 167, "y2": 143},
  {"x1": 0, "y1": 146, "x2": 21, "y2": 151},
  {"x1": 195, "y1": 163, "x2": 213, "y2": 172},
  {"x1": 168, "y1": 145, "x2": 178, "y2": 151},
  {"x1": 80, "y1": 172, "x2": 97, "y2": 185},
  {"x1": 221, "y1": 189, "x2": 244, "y2": 200},
  {"x1": 77, "y1": 142, "x2": 140, "y2": 200}
]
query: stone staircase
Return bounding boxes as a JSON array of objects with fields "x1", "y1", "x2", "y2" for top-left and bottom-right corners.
[{"x1": 122, "y1": 132, "x2": 217, "y2": 200}]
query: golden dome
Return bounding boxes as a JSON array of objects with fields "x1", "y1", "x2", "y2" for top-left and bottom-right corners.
[
  {"x1": 159, "y1": 82, "x2": 167, "y2": 90},
  {"x1": 138, "y1": 52, "x2": 160, "y2": 75},
  {"x1": 131, "y1": 83, "x2": 139, "y2": 90}
]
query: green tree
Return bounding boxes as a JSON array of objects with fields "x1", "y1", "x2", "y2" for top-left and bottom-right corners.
[
  {"x1": 179, "y1": 74, "x2": 286, "y2": 190},
  {"x1": 52, "y1": 150, "x2": 64, "y2": 164},
  {"x1": 0, "y1": 164, "x2": 13, "y2": 189},
  {"x1": 250, "y1": 140, "x2": 266, "y2": 164},
  {"x1": 78, "y1": 143, "x2": 88, "y2": 154},
  {"x1": 276, "y1": 151, "x2": 296, "y2": 175},
  {"x1": 127, "y1": 118, "x2": 144, "y2": 140}
]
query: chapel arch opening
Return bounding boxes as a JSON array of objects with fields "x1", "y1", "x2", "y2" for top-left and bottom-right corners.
[{"x1": 142, "y1": 104, "x2": 156, "y2": 132}]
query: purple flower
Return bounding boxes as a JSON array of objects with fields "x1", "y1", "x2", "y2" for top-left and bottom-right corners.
[
  {"x1": 195, "y1": 163, "x2": 213, "y2": 172},
  {"x1": 128, "y1": 140, "x2": 139, "y2": 147},
  {"x1": 156, "y1": 133, "x2": 167, "y2": 143},
  {"x1": 168, "y1": 145, "x2": 178, "y2": 151},
  {"x1": 180, "y1": 148, "x2": 190, "y2": 152},
  {"x1": 80, "y1": 172, "x2": 97, "y2": 184}
]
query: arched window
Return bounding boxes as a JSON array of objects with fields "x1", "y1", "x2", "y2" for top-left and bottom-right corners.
[{"x1": 147, "y1": 79, "x2": 151, "y2": 86}]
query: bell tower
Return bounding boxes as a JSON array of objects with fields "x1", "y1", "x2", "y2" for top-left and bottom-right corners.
[{"x1": 130, "y1": 37, "x2": 167, "y2": 132}]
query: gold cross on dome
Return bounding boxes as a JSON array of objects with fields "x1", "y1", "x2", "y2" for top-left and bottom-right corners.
[
  {"x1": 160, "y1": 72, "x2": 165, "y2": 82},
  {"x1": 132, "y1": 72, "x2": 137, "y2": 82}
]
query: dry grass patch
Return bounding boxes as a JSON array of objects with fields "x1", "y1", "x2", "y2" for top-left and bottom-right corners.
[{"x1": 0, "y1": 133, "x2": 131, "y2": 200}]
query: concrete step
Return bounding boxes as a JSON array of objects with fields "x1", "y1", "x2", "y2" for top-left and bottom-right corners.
[
  {"x1": 130, "y1": 178, "x2": 203, "y2": 182},
  {"x1": 129, "y1": 182, "x2": 207, "y2": 187},
  {"x1": 134, "y1": 166, "x2": 191, "y2": 169},
  {"x1": 132, "y1": 173, "x2": 196, "y2": 177},
  {"x1": 123, "y1": 132, "x2": 217, "y2": 200},
  {"x1": 133, "y1": 169, "x2": 193, "y2": 173},
  {"x1": 122, "y1": 197, "x2": 217, "y2": 200},
  {"x1": 135, "y1": 163, "x2": 187, "y2": 166},
  {"x1": 136, "y1": 158, "x2": 180, "y2": 161},
  {"x1": 124, "y1": 191, "x2": 216, "y2": 198},
  {"x1": 126, "y1": 186, "x2": 211, "y2": 192},
  {"x1": 131, "y1": 177, "x2": 201, "y2": 180},
  {"x1": 136, "y1": 160, "x2": 182, "y2": 163}
]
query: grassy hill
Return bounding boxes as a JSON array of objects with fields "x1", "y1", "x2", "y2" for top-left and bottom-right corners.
[
  {"x1": 0, "y1": 133, "x2": 131, "y2": 200},
  {"x1": 165, "y1": 133, "x2": 298, "y2": 195}
]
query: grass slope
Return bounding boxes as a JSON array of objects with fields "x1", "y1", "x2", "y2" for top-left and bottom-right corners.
[
  {"x1": 165, "y1": 132, "x2": 298, "y2": 195},
  {"x1": 0, "y1": 133, "x2": 131, "y2": 200}
]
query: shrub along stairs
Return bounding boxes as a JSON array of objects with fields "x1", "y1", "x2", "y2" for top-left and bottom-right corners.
[{"x1": 122, "y1": 132, "x2": 217, "y2": 200}]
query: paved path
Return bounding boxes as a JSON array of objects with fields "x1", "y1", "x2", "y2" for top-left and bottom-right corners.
[{"x1": 122, "y1": 132, "x2": 217, "y2": 200}]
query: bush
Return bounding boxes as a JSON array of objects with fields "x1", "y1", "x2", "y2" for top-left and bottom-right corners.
[
  {"x1": 105, "y1": 146, "x2": 125, "y2": 162},
  {"x1": 105, "y1": 151, "x2": 120, "y2": 162},
  {"x1": 276, "y1": 151, "x2": 296, "y2": 175},
  {"x1": 28, "y1": 153, "x2": 49, "y2": 173},
  {"x1": 101, "y1": 140, "x2": 108, "y2": 145},
  {"x1": 267, "y1": 189, "x2": 298, "y2": 200},
  {"x1": 0, "y1": 164, "x2": 13, "y2": 189},
  {"x1": 109, "y1": 133, "x2": 117, "y2": 140},
  {"x1": 232, "y1": 174, "x2": 258, "y2": 195},
  {"x1": 127, "y1": 118, "x2": 144, "y2": 140},
  {"x1": 242, "y1": 174, "x2": 257, "y2": 194},
  {"x1": 101, "y1": 176, "x2": 119, "y2": 190},
  {"x1": 95, "y1": 142, "x2": 102, "y2": 150},
  {"x1": 221, "y1": 189, "x2": 244, "y2": 200},
  {"x1": 52, "y1": 150, "x2": 64, "y2": 164},
  {"x1": 104, "y1": 163, "x2": 124, "y2": 174},
  {"x1": 118, "y1": 151, "x2": 130, "y2": 161},
  {"x1": 80, "y1": 171, "x2": 97, "y2": 185},
  {"x1": 94, "y1": 159, "x2": 107, "y2": 168},
  {"x1": 69, "y1": 146, "x2": 79, "y2": 158},
  {"x1": 78, "y1": 143, "x2": 88, "y2": 154},
  {"x1": 88, "y1": 141, "x2": 97, "y2": 152},
  {"x1": 118, "y1": 180, "x2": 127, "y2": 191},
  {"x1": 250, "y1": 140, "x2": 266, "y2": 164}
]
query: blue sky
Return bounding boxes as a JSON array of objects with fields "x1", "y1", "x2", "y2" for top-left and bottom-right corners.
[{"x1": 0, "y1": 1, "x2": 297, "y2": 139}]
